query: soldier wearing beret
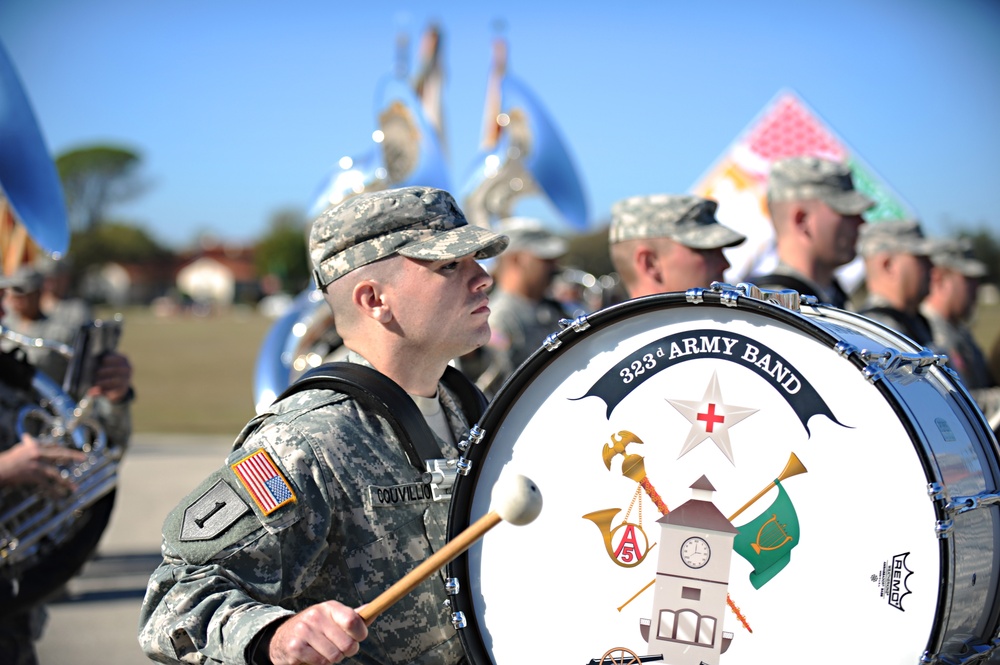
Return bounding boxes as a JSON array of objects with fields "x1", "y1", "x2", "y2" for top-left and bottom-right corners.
[
  {"x1": 608, "y1": 194, "x2": 744, "y2": 298},
  {"x1": 856, "y1": 219, "x2": 942, "y2": 346},
  {"x1": 751, "y1": 156, "x2": 875, "y2": 309},
  {"x1": 138, "y1": 187, "x2": 508, "y2": 665}
]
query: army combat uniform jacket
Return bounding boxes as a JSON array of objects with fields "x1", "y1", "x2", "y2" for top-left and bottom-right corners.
[{"x1": 138, "y1": 366, "x2": 473, "y2": 665}]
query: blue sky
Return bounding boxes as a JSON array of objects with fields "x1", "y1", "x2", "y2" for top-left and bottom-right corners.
[{"x1": 2, "y1": 0, "x2": 999, "y2": 250}]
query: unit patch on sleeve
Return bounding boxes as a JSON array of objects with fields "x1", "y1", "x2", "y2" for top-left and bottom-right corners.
[
  {"x1": 231, "y1": 449, "x2": 296, "y2": 515},
  {"x1": 180, "y1": 479, "x2": 250, "y2": 541}
]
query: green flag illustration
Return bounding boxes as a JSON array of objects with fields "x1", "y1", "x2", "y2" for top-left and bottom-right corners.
[{"x1": 733, "y1": 479, "x2": 800, "y2": 589}]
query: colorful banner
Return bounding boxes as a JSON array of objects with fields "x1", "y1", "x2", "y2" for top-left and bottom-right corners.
[{"x1": 690, "y1": 90, "x2": 915, "y2": 288}]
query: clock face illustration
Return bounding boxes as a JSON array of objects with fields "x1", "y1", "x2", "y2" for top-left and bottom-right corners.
[{"x1": 680, "y1": 536, "x2": 711, "y2": 568}]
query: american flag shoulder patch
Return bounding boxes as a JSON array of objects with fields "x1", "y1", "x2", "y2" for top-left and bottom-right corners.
[{"x1": 230, "y1": 449, "x2": 296, "y2": 515}]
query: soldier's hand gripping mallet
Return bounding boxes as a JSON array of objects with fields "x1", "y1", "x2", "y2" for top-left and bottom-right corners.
[{"x1": 357, "y1": 474, "x2": 543, "y2": 626}]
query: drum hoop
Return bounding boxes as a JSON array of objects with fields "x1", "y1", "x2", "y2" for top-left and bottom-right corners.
[{"x1": 445, "y1": 292, "x2": 1000, "y2": 662}]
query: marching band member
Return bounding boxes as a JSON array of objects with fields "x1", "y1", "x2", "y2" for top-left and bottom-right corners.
[
  {"x1": 139, "y1": 187, "x2": 507, "y2": 665},
  {"x1": 609, "y1": 194, "x2": 744, "y2": 299}
]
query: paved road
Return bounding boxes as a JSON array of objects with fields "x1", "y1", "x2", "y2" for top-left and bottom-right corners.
[{"x1": 35, "y1": 433, "x2": 235, "y2": 665}]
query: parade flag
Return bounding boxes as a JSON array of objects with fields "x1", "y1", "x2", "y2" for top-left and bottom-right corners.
[
  {"x1": 733, "y1": 479, "x2": 799, "y2": 590},
  {"x1": 691, "y1": 90, "x2": 915, "y2": 288}
]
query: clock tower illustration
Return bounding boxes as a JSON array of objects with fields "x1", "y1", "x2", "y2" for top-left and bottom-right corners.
[{"x1": 641, "y1": 475, "x2": 738, "y2": 664}]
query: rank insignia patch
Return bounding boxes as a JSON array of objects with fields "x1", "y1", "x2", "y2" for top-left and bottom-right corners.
[{"x1": 231, "y1": 449, "x2": 296, "y2": 515}]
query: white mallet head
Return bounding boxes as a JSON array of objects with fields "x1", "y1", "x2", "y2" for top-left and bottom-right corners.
[{"x1": 491, "y1": 473, "x2": 543, "y2": 526}]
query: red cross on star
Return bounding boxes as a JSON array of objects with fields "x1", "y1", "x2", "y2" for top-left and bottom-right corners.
[{"x1": 667, "y1": 370, "x2": 758, "y2": 465}]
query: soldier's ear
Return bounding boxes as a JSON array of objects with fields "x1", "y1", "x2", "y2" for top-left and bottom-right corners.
[{"x1": 354, "y1": 281, "x2": 391, "y2": 323}]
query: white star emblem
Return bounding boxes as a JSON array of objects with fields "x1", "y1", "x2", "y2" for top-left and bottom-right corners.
[{"x1": 667, "y1": 371, "x2": 757, "y2": 465}]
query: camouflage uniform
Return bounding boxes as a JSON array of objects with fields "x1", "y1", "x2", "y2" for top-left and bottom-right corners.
[
  {"x1": 138, "y1": 355, "x2": 473, "y2": 665},
  {"x1": 139, "y1": 187, "x2": 508, "y2": 665}
]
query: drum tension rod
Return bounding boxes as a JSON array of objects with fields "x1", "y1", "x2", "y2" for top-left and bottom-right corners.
[
  {"x1": 859, "y1": 348, "x2": 949, "y2": 383},
  {"x1": 691, "y1": 282, "x2": 811, "y2": 311}
]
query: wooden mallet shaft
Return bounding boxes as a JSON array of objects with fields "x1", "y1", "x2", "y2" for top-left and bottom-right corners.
[
  {"x1": 358, "y1": 510, "x2": 501, "y2": 625},
  {"x1": 357, "y1": 473, "x2": 542, "y2": 626}
]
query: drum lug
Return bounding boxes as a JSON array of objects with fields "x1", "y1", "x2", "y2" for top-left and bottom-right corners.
[
  {"x1": 445, "y1": 577, "x2": 460, "y2": 595},
  {"x1": 456, "y1": 457, "x2": 473, "y2": 476},
  {"x1": 451, "y1": 610, "x2": 467, "y2": 629},
  {"x1": 685, "y1": 287, "x2": 705, "y2": 304},
  {"x1": 543, "y1": 331, "x2": 562, "y2": 351},
  {"x1": 834, "y1": 341, "x2": 857, "y2": 358},
  {"x1": 558, "y1": 315, "x2": 591, "y2": 334},
  {"x1": 934, "y1": 519, "x2": 955, "y2": 538},
  {"x1": 546, "y1": 315, "x2": 591, "y2": 352}
]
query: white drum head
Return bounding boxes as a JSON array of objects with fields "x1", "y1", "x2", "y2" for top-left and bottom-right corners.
[{"x1": 448, "y1": 295, "x2": 967, "y2": 665}]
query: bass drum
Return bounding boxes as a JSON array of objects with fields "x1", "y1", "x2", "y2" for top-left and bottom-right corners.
[{"x1": 446, "y1": 285, "x2": 1000, "y2": 665}]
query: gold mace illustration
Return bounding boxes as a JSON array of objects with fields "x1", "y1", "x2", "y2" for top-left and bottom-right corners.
[{"x1": 602, "y1": 431, "x2": 668, "y2": 514}]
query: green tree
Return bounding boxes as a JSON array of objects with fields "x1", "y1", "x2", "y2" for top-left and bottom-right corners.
[
  {"x1": 254, "y1": 208, "x2": 311, "y2": 292},
  {"x1": 56, "y1": 145, "x2": 146, "y2": 231},
  {"x1": 67, "y1": 221, "x2": 173, "y2": 284}
]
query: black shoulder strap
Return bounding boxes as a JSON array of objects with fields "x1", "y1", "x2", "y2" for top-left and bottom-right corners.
[
  {"x1": 272, "y1": 362, "x2": 486, "y2": 472},
  {"x1": 440, "y1": 365, "x2": 487, "y2": 425}
]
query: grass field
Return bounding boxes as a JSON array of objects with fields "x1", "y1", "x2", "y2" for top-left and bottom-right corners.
[
  {"x1": 106, "y1": 306, "x2": 272, "y2": 435},
  {"x1": 98, "y1": 300, "x2": 1000, "y2": 436}
]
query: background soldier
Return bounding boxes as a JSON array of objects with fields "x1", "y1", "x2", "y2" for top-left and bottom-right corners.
[
  {"x1": 856, "y1": 219, "x2": 942, "y2": 346},
  {"x1": 920, "y1": 237, "x2": 999, "y2": 427},
  {"x1": 609, "y1": 194, "x2": 744, "y2": 298},
  {"x1": 477, "y1": 217, "x2": 568, "y2": 396},
  {"x1": 751, "y1": 156, "x2": 875, "y2": 309}
]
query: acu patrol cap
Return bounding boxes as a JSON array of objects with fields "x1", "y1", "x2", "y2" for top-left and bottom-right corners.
[
  {"x1": 8, "y1": 266, "x2": 44, "y2": 295},
  {"x1": 930, "y1": 237, "x2": 988, "y2": 278},
  {"x1": 857, "y1": 219, "x2": 944, "y2": 258},
  {"x1": 609, "y1": 194, "x2": 746, "y2": 250},
  {"x1": 497, "y1": 217, "x2": 568, "y2": 260},
  {"x1": 309, "y1": 186, "x2": 509, "y2": 287},
  {"x1": 768, "y1": 156, "x2": 876, "y2": 215}
]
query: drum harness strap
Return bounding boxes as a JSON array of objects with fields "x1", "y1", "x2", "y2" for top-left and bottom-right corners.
[{"x1": 273, "y1": 362, "x2": 487, "y2": 474}]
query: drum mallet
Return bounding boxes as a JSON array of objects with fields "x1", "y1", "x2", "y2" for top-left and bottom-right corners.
[{"x1": 357, "y1": 473, "x2": 543, "y2": 626}]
